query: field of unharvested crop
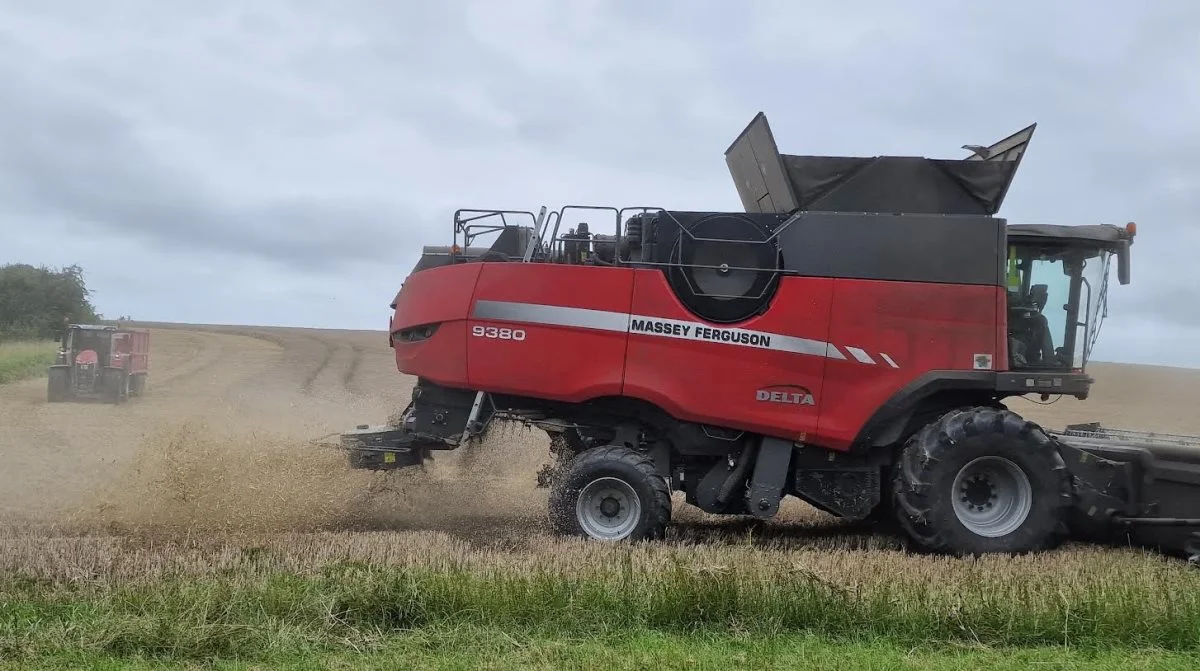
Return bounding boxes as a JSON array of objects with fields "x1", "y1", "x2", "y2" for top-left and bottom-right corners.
[
  {"x1": 0, "y1": 339, "x2": 56, "y2": 385},
  {"x1": 2, "y1": 324, "x2": 1199, "y2": 668}
]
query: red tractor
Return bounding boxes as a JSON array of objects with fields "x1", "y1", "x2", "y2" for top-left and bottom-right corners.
[
  {"x1": 47, "y1": 324, "x2": 150, "y2": 404},
  {"x1": 342, "y1": 113, "x2": 1200, "y2": 561}
]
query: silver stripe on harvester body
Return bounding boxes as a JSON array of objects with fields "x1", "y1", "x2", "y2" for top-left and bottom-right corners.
[
  {"x1": 845, "y1": 346, "x2": 876, "y2": 365},
  {"x1": 473, "y1": 300, "x2": 629, "y2": 333},
  {"x1": 470, "y1": 299, "x2": 898, "y2": 367}
]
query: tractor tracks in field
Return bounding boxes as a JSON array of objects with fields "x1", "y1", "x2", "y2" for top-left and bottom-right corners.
[
  {"x1": 116, "y1": 322, "x2": 386, "y2": 401},
  {"x1": 115, "y1": 323, "x2": 278, "y2": 396},
  {"x1": 342, "y1": 344, "x2": 364, "y2": 394},
  {"x1": 315, "y1": 339, "x2": 366, "y2": 397},
  {"x1": 196, "y1": 326, "x2": 347, "y2": 397},
  {"x1": 247, "y1": 329, "x2": 366, "y2": 398},
  {"x1": 147, "y1": 332, "x2": 227, "y2": 390},
  {"x1": 297, "y1": 335, "x2": 362, "y2": 397},
  {"x1": 300, "y1": 336, "x2": 335, "y2": 395}
]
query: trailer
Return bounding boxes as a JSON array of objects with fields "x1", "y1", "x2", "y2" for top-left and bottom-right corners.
[
  {"x1": 341, "y1": 112, "x2": 1200, "y2": 562},
  {"x1": 47, "y1": 324, "x2": 150, "y2": 404}
]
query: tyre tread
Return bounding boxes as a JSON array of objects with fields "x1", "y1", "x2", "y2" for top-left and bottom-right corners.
[
  {"x1": 548, "y1": 445, "x2": 672, "y2": 541},
  {"x1": 892, "y1": 406, "x2": 1073, "y2": 556}
]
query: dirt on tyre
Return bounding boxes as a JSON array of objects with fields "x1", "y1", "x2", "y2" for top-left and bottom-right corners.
[
  {"x1": 548, "y1": 445, "x2": 672, "y2": 542},
  {"x1": 892, "y1": 406, "x2": 1072, "y2": 556}
]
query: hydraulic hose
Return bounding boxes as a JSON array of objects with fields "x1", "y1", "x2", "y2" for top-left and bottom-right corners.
[{"x1": 716, "y1": 443, "x2": 758, "y2": 505}]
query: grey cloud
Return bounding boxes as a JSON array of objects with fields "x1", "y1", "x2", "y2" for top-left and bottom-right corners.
[{"x1": 0, "y1": 58, "x2": 426, "y2": 272}]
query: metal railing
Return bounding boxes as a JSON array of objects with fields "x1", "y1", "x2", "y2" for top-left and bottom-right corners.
[{"x1": 449, "y1": 204, "x2": 807, "y2": 302}]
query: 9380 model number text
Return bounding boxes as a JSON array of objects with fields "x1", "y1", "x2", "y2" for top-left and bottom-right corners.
[{"x1": 471, "y1": 325, "x2": 527, "y2": 341}]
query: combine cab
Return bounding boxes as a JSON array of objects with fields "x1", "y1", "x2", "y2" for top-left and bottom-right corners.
[
  {"x1": 47, "y1": 324, "x2": 150, "y2": 404},
  {"x1": 343, "y1": 113, "x2": 1199, "y2": 562}
]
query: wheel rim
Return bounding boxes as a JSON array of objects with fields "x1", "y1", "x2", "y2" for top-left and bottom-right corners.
[
  {"x1": 951, "y1": 456, "x2": 1033, "y2": 538},
  {"x1": 576, "y1": 476, "x2": 642, "y2": 540}
]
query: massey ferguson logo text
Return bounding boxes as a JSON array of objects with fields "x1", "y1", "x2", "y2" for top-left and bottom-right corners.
[
  {"x1": 756, "y1": 386, "x2": 815, "y2": 406},
  {"x1": 628, "y1": 318, "x2": 772, "y2": 348}
]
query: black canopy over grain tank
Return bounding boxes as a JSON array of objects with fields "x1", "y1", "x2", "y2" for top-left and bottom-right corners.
[
  {"x1": 723, "y1": 111, "x2": 1036, "y2": 216},
  {"x1": 640, "y1": 113, "x2": 1040, "y2": 325}
]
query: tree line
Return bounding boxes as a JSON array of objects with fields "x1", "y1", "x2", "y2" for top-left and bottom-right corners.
[{"x1": 0, "y1": 263, "x2": 101, "y2": 342}]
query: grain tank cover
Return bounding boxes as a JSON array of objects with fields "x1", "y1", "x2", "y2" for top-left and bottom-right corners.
[{"x1": 724, "y1": 112, "x2": 1036, "y2": 216}]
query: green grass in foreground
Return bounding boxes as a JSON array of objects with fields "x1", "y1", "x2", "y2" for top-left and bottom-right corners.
[
  {"x1": 4, "y1": 629, "x2": 1198, "y2": 670},
  {"x1": 2, "y1": 560, "x2": 1199, "y2": 664},
  {"x1": 0, "y1": 340, "x2": 56, "y2": 384}
]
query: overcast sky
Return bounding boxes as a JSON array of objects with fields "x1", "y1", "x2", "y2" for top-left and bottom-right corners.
[{"x1": 2, "y1": 1, "x2": 1198, "y2": 367}]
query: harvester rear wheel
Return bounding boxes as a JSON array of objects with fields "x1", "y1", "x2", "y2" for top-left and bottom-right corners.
[
  {"x1": 548, "y1": 445, "x2": 671, "y2": 542},
  {"x1": 892, "y1": 406, "x2": 1072, "y2": 556}
]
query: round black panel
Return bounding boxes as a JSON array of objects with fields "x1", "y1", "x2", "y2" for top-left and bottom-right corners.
[{"x1": 667, "y1": 214, "x2": 781, "y2": 324}]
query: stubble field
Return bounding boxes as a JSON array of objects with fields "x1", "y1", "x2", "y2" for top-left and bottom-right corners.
[{"x1": 2, "y1": 324, "x2": 1199, "y2": 668}]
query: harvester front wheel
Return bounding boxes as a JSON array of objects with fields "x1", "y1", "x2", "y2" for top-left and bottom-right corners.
[
  {"x1": 548, "y1": 445, "x2": 671, "y2": 542},
  {"x1": 892, "y1": 406, "x2": 1072, "y2": 557}
]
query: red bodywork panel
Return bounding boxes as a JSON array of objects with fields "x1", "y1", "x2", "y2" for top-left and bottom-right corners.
[
  {"x1": 390, "y1": 263, "x2": 1004, "y2": 451},
  {"x1": 623, "y1": 270, "x2": 831, "y2": 442},
  {"x1": 390, "y1": 263, "x2": 482, "y2": 387},
  {"x1": 470, "y1": 264, "x2": 634, "y2": 400},
  {"x1": 110, "y1": 329, "x2": 151, "y2": 374},
  {"x1": 817, "y1": 279, "x2": 1002, "y2": 449}
]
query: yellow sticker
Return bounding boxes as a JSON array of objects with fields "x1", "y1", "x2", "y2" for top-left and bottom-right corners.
[{"x1": 383, "y1": 452, "x2": 396, "y2": 463}]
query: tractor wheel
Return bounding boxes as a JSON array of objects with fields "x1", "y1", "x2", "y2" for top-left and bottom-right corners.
[
  {"x1": 892, "y1": 406, "x2": 1072, "y2": 557},
  {"x1": 47, "y1": 370, "x2": 69, "y2": 403},
  {"x1": 548, "y1": 445, "x2": 672, "y2": 542}
]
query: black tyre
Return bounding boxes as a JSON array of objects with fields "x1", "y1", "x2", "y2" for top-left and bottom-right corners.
[
  {"x1": 892, "y1": 406, "x2": 1072, "y2": 556},
  {"x1": 548, "y1": 445, "x2": 672, "y2": 542},
  {"x1": 103, "y1": 370, "x2": 128, "y2": 404},
  {"x1": 47, "y1": 370, "x2": 69, "y2": 403}
]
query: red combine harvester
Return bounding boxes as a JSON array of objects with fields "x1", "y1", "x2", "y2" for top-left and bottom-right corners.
[
  {"x1": 342, "y1": 113, "x2": 1200, "y2": 561},
  {"x1": 47, "y1": 323, "x2": 150, "y2": 404}
]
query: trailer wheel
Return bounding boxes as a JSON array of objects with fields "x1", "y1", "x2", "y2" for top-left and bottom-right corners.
[
  {"x1": 103, "y1": 370, "x2": 129, "y2": 404},
  {"x1": 548, "y1": 445, "x2": 672, "y2": 542},
  {"x1": 892, "y1": 406, "x2": 1072, "y2": 556}
]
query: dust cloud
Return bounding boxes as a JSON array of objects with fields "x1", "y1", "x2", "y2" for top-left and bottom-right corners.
[
  {"x1": 55, "y1": 418, "x2": 555, "y2": 538},
  {"x1": 0, "y1": 326, "x2": 558, "y2": 543}
]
